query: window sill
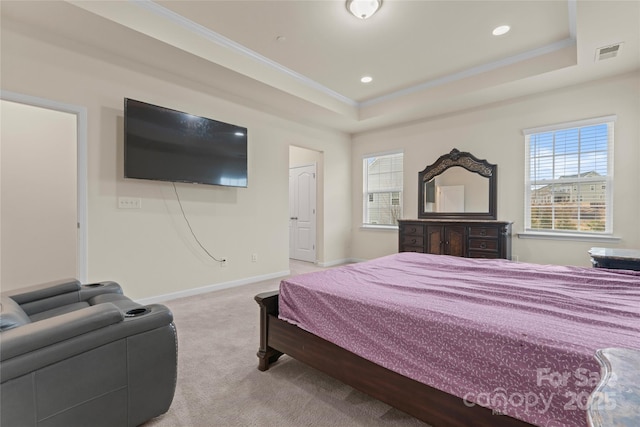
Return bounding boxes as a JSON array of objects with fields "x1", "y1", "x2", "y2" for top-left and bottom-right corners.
[
  {"x1": 360, "y1": 224, "x2": 399, "y2": 231},
  {"x1": 517, "y1": 231, "x2": 621, "y2": 242}
]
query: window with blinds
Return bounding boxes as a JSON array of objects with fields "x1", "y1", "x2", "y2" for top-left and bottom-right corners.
[
  {"x1": 363, "y1": 151, "x2": 403, "y2": 226},
  {"x1": 524, "y1": 117, "x2": 614, "y2": 235}
]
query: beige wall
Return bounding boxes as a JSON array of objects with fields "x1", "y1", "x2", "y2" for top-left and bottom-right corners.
[
  {"x1": 1, "y1": 100, "x2": 78, "y2": 291},
  {"x1": 352, "y1": 72, "x2": 640, "y2": 266},
  {"x1": 290, "y1": 145, "x2": 322, "y2": 168},
  {"x1": 1, "y1": 26, "x2": 351, "y2": 299},
  {"x1": 2, "y1": 16, "x2": 638, "y2": 300}
]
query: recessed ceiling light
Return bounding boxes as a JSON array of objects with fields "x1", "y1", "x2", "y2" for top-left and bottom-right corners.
[
  {"x1": 361, "y1": 76, "x2": 373, "y2": 83},
  {"x1": 492, "y1": 25, "x2": 510, "y2": 36}
]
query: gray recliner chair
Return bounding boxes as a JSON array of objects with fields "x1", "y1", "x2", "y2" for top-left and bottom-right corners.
[{"x1": 0, "y1": 278, "x2": 177, "y2": 427}]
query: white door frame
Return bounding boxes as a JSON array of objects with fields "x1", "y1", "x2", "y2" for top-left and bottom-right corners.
[{"x1": 1, "y1": 90, "x2": 88, "y2": 282}]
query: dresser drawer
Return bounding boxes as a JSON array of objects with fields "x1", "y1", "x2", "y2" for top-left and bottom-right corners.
[
  {"x1": 468, "y1": 251, "x2": 500, "y2": 259},
  {"x1": 401, "y1": 223, "x2": 425, "y2": 236},
  {"x1": 401, "y1": 235, "x2": 424, "y2": 247},
  {"x1": 398, "y1": 220, "x2": 511, "y2": 260},
  {"x1": 468, "y1": 239, "x2": 498, "y2": 251},
  {"x1": 401, "y1": 246, "x2": 425, "y2": 253},
  {"x1": 468, "y1": 226, "x2": 499, "y2": 238}
]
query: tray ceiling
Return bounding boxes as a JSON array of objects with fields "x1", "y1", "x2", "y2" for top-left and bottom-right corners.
[{"x1": 2, "y1": 1, "x2": 638, "y2": 133}]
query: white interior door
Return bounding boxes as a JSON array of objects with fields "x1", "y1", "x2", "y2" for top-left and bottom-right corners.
[
  {"x1": 0, "y1": 100, "x2": 78, "y2": 290},
  {"x1": 289, "y1": 164, "x2": 316, "y2": 262}
]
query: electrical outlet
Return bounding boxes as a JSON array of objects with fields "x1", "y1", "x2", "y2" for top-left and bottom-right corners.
[
  {"x1": 118, "y1": 197, "x2": 141, "y2": 209},
  {"x1": 220, "y1": 258, "x2": 228, "y2": 267},
  {"x1": 251, "y1": 253, "x2": 258, "y2": 263}
]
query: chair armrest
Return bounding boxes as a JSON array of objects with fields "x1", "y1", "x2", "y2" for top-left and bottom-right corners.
[
  {"x1": 1, "y1": 303, "x2": 175, "y2": 383},
  {"x1": 79, "y1": 281, "x2": 123, "y2": 301},
  {"x1": 0, "y1": 303, "x2": 123, "y2": 360},
  {"x1": 3, "y1": 279, "x2": 81, "y2": 305}
]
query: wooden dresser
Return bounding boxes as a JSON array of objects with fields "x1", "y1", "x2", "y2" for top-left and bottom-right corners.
[
  {"x1": 588, "y1": 247, "x2": 640, "y2": 271},
  {"x1": 398, "y1": 219, "x2": 512, "y2": 260}
]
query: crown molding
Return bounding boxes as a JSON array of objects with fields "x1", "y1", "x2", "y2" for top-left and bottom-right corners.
[
  {"x1": 102, "y1": 1, "x2": 577, "y2": 113},
  {"x1": 360, "y1": 37, "x2": 577, "y2": 108},
  {"x1": 132, "y1": 0, "x2": 358, "y2": 108}
]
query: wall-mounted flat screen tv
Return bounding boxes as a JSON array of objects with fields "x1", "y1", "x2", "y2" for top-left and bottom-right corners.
[{"x1": 124, "y1": 98, "x2": 248, "y2": 187}]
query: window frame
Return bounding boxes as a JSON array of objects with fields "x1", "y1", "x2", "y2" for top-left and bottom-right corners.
[
  {"x1": 522, "y1": 116, "x2": 615, "y2": 238},
  {"x1": 362, "y1": 150, "x2": 404, "y2": 228}
]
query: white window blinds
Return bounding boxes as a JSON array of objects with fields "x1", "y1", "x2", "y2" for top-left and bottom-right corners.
[
  {"x1": 363, "y1": 151, "x2": 403, "y2": 226},
  {"x1": 524, "y1": 117, "x2": 614, "y2": 234}
]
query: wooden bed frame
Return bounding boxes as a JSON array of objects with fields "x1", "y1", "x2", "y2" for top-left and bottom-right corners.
[{"x1": 255, "y1": 291, "x2": 536, "y2": 427}]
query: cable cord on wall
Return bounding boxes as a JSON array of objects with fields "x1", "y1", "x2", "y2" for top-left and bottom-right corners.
[{"x1": 172, "y1": 183, "x2": 224, "y2": 263}]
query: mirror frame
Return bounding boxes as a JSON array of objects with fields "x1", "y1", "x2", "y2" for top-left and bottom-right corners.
[{"x1": 418, "y1": 148, "x2": 497, "y2": 220}]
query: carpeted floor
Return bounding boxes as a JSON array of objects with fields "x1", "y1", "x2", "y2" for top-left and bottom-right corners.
[{"x1": 142, "y1": 260, "x2": 429, "y2": 427}]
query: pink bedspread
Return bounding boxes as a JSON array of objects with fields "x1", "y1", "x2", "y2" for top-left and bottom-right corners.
[{"x1": 278, "y1": 253, "x2": 640, "y2": 427}]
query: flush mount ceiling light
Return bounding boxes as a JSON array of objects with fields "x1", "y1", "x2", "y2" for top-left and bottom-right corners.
[
  {"x1": 360, "y1": 76, "x2": 373, "y2": 83},
  {"x1": 346, "y1": 0, "x2": 382, "y2": 20},
  {"x1": 492, "y1": 25, "x2": 510, "y2": 36}
]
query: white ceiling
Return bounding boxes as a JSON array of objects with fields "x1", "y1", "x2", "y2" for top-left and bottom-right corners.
[{"x1": 2, "y1": 1, "x2": 639, "y2": 134}]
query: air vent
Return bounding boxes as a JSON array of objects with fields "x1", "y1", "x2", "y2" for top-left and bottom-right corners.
[{"x1": 595, "y1": 43, "x2": 623, "y2": 61}]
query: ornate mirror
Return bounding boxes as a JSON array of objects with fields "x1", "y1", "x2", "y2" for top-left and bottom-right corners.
[{"x1": 418, "y1": 149, "x2": 497, "y2": 219}]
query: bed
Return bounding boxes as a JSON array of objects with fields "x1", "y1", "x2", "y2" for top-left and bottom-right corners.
[{"x1": 255, "y1": 253, "x2": 640, "y2": 427}]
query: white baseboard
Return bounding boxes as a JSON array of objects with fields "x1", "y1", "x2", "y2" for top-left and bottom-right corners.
[
  {"x1": 136, "y1": 269, "x2": 290, "y2": 305},
  {"x1": 316, "y1": 258, "x2": 362, "y2": 267}
]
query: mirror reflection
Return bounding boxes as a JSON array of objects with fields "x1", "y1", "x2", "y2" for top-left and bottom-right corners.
[
  {"x1": 423, "y1": 167, "x2": 489, "y2": 213},
  {"x1": 418, "y1": 148, "x2": 497, "y2": 220}
]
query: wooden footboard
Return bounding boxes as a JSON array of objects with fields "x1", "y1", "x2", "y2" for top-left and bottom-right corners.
[
  {"x1": 255, "y1": 290, "x2": 283, "y2": 371},
  {"x1": 255, "y1": 291, "x2": 534, "y2": 427}
]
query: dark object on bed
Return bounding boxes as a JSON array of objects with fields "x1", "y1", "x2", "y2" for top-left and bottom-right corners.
[
  {"x1": 255, "y1": 291, "x2": 533, "y2": 427},
  {"x1": 587, "y1": 347, "x2": 640, "y2": 427}
]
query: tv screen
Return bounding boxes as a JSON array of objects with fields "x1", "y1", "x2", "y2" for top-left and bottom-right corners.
[{"x1": 124, "y1": 98, "x2": 248, "y2": 187}]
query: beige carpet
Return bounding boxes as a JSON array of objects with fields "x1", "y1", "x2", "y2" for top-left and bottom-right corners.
[{"x1": 142, "y1": 260, "x2": 429, "y2": 427}]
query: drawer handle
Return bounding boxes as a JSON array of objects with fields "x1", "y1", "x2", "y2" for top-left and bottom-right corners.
[
  {"x1": 480, "y1": 242, "x2": 487, "y2": 249},
  {"x1": 410, "y1": 227, "x2": 416, "y2": 233},
  {"x1": 411, "y1": 238, "x2": 416, "y2": 244},
  {"x1": 480, "y1": 230, "x2": 487, "y2": 236}
]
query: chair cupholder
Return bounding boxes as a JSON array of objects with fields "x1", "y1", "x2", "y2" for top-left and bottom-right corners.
[
  {"x1": 84, "y1": 283, "x2": 104, "y2": 288},
  {"x1": 125, "y1": 308, "x2": 149, "y2": 317}
]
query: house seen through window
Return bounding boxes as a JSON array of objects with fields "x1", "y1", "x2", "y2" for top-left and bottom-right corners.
[
  {"x1": 524, "y1": 117, "x2": 614, "y2": 234},
  {"x1": 363, "y1": 151, "x2": 403, "y2": 226}
]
